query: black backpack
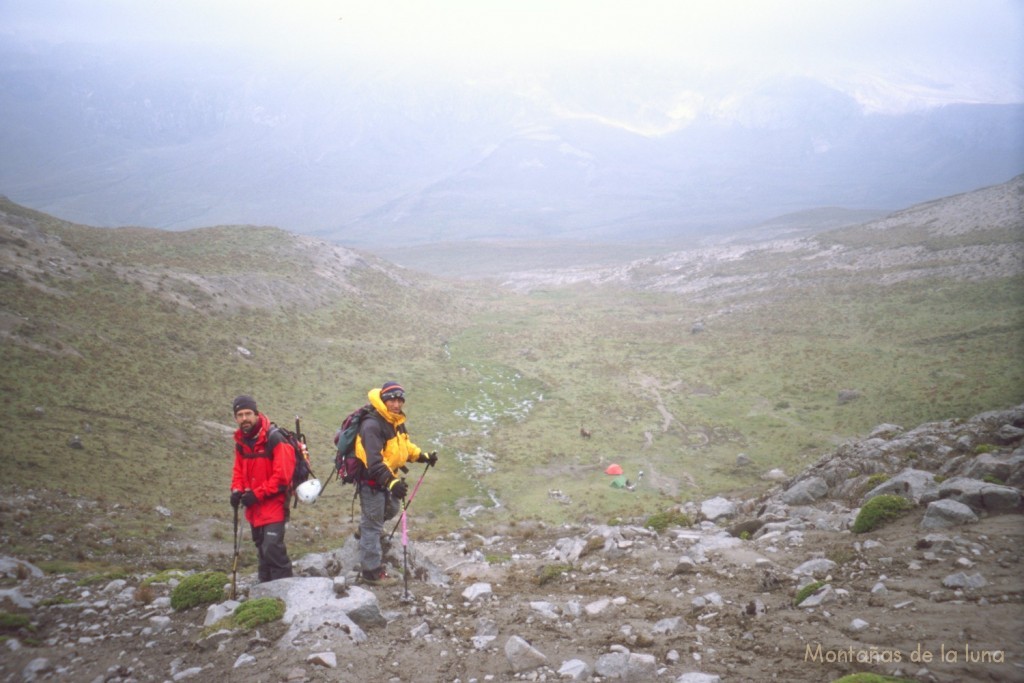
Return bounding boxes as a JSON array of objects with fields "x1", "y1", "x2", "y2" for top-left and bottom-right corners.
[
  {"x1": 333, "y1": 405, "x2": 372, "y2": 484},
  {"x1": 267, "y1": 419, "x2": 315, "y2": 506}
]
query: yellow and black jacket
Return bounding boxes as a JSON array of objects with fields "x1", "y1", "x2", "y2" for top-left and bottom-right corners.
[{"x1": 355, "y1": 387, "x2": 426, "y2": 487}]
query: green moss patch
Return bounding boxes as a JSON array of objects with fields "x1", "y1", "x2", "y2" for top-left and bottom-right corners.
[
  {"x1": 644, "y1": 510, "x2": 692, "y2": 533},
  {"x1": 170, "y1": 571, "x2": 228, "y2": 611},
  {"x1": 852, "y1": 494, "x2": 914, "y2": 534},
  {"x1": 794, "y1": 581, "x2": 825, "y2": 606},
  {"x1": 830, "y1": 674, "x2": 914, "y2": 683}
]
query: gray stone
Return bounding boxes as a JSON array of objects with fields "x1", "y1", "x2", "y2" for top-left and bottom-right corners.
[
  {"x1": 868, "y1": 423, "x2": 904, "y2": 439},
  {"x1": 700, "y1": 496, "x2": 737, "y2": 521},
  {"x1": 862, "y1": 468, "x2": 937, "y2": 504},
  {"x1": 545, "y1": 536, "x2": 588, "y2": 563},
  {"x1": 0, "y1": 557, "x2": 44, "y2": 579},
  {"x1": 652, "y1": 616, "x2": 684, "y2": 634},
  {"x1": 781, "y1": 476, "x2": 828, "y2": 505},
  {"x1": 995, "y1": 424, "x2": 1024, "y2": 444},
  {"x1": 938, "y1": 477, "x2": 1021, "y2": 512},
  {"x1": 0, "y1": 587, "x2": 34, "y2": 609},
  {"x1": 942, "y1": 572, "x2": 987, "y2": 590},
  {"x1": 233, "y1": 653, "x2": 256, "y2": 669},
  {"x1": 505, "y1": 635, "x2": 548, "y2": 673},
  {"x1": 462, "y1": 582, "x2": 493, "y2": 601},
  {"x1": 203, "y1": 599, "x2": 242, "y2": 627},
  {"x1": 557, "y1": 658, "x2": 591, "y2": 680},
  {"x1": 920, "y1": 499, "x2": 979, "y2": 529},
  {"x1": 248, "y1": 576, "x2": 371, "y2": 645},
  {"x1": 22, "y1": 658, "x2": 53, "y2": 682},
  {"x1": 595, "y1": 651, "x2": 657, "y2": 681},
  {"x1": 148, "y1": 615, "x2": 172, "y2": 633},
  {"x1": 677, "y1": 673, "x2": 722, "y2": 683},
  {"x1": 963, "y1": 452, "x2": 1016, "y2": 483},
  {"x1": 306, "y1": 651, "x2": 337, "y2": 668},
  {"x1": 792, "y1": 558, "x2": 836, "y2": 578},
  {"x1": 529, "y1": 601, "x2": 559, "y2": 620},
  {"x1": 798, "y1": 584, "x2": 836, "y2": 608},
  {"x1": 688, "y1": 531, "x2": 743, "y2": 561},
  {"x1": 172, "y1": 667, "x2": 204, "y2": 681}
]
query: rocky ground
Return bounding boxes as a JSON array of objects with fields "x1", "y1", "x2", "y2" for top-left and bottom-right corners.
[{"x1": 2, "y1": 405, "x2": 1023, "y2": 683}]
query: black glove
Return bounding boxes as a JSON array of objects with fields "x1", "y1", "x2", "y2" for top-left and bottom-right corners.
[
  {"x1": 388, "y1": 478, "x2": 408, "y2": 500},
  {"x1": 240, "y1": 490, "x2": 258, "y2": 508},
  {"x1": 230, "y1": 490, "x2": 243, "y2": 508},
  {"x1": 422, "y1": 451, "x2": 438, "y2": 467}
]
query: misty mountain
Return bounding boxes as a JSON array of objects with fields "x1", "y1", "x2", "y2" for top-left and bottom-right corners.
[{"x1": 1, "y1": 39, "x2": 1021, "y2": 247}]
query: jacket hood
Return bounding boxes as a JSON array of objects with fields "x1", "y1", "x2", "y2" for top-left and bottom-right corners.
[{"x1": 368, "y1": 387, "x2": 405, "y2": 427}]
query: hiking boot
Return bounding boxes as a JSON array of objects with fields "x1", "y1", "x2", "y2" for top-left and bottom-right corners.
[{"x1": 359, "y1": 567, "x2": 397, "y2": 586}]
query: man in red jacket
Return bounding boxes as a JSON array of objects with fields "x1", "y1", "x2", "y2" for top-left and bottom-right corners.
[{"x1": 230, "y1": 395, "x2": 294, "y2": 582}]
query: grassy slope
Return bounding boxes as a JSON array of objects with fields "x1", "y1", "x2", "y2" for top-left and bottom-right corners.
[
  {"x1": 440, "y1": 276, "x2": 1024, "y2": 527},
  {"x1": 1, "y1": 200, "x2": 1022, "y2": 567}
]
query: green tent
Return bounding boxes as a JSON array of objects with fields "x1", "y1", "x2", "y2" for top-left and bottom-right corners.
[{"x1": 610, "y1": 474, "x2": 628, "y2": 489}]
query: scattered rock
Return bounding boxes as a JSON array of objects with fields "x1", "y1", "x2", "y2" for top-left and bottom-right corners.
[
  {"x1": 1, "y1": 403, "x2": 1021, "y2": 683},
  {"x1": 921, "y1": 498, "x2": 979, "y2": 529}
]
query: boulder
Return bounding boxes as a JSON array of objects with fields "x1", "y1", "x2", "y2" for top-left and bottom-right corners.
[
  {"x1": 248, "y1": 576, "x2": 373, "y2": 646},
  {"x1": 862, "y1": 468, "x2": 937, "y2": 504},
  {"x1": 920, "y1": 499, "x2": 979, "y2": 529},
  {"x1": 781, "y1": 476, "x2": 828, "y2": 505},
  {"x1": 937, "y1": 477, "x2": 1022, "y2": 513}
]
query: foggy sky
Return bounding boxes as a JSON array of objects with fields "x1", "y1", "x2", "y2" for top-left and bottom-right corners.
[
  {"x1": 3, "y1": 0, "x2": 1022, "y2": 124},
  {"x1": 1, "y1": 1, "x2": 1022, "y2": 241}
]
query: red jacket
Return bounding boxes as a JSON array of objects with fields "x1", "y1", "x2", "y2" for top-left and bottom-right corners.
[{"x1": 231, "y1": 413, "x2": 294, "y2": 527}]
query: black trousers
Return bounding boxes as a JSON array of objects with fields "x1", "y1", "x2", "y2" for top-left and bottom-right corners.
[{"x1": 251, "y1": 521, "x2": 293, "y2": 582}]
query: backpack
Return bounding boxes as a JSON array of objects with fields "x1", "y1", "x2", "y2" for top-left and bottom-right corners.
[
  {"x1": 333, "y1": 405, "x2": 372, "y2": 484},
  {"x1": 267, "y1": 420, "x2": 315, "y2": 506}
]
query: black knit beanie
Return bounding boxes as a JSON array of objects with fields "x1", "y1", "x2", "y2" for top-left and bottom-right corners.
[{"x1": 232, "y1": 394, "x2": 259, "y2": 415}]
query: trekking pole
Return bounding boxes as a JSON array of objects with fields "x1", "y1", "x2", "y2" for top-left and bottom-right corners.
[
  {"x1": 401, "y1": 507, "x2": 410, "y2": 600},
  {"x1": 230, "y1": 504, "x2": 241, "y2": 599},
  {"x1": 388, "y1": 463, "x2": 430, "y2": 542}
]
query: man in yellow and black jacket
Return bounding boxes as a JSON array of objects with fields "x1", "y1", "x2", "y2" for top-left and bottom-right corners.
[{"x1": 355, "y1": 381, "x2": 438, "y2": 585}]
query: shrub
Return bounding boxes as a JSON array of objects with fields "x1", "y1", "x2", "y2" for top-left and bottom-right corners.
[
  {"x1": 232, "y1": 597, "x2": 285, "y2": 629},
  {"x1": 973, "y1": 443, "x2": 995, "y2": 454},
  {"x1": 37, "y1": 596, "x2": 74, "y2": 607},
  {"x1": 0, "y1": 612, "x2": 32, "y2": 632},
  {"x1": 142, "y1": 569, "x2": 188, "y2": 587},
  {"x1": 858, "y1": 473, "x2": 890, "y2": 497},
  {"x1": 825, "y1": 545, "x2": 855, "y2": 566},
  {"x1": 77, "y1": 569, "x2": 129, "y2": 586},
  {"x1": 170, "y1": 571, "x2": 228, "y2": 611},
  {"x1": 580, "y1": 535, "x2": 605, "y2": 558},
  {"x1": 484, "y1": 553, "x2": 511, "y2": 565},
  {"x1": 852, "y1": 495, "x2": 914, "y2": 534},
  {"x1": 133, "y1": 585, "x2": 156, "y2": 604},
  {"x1": 537, "y1": 563, "x2": 571, "y2": 586},
  {"x1": 643, "y1": 510, "x2": 692, "y2": 533}
]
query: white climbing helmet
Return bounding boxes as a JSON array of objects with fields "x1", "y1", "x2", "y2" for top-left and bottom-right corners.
[{"x1": 295, "y1": 478, "x2": 322, "y2": 504}]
